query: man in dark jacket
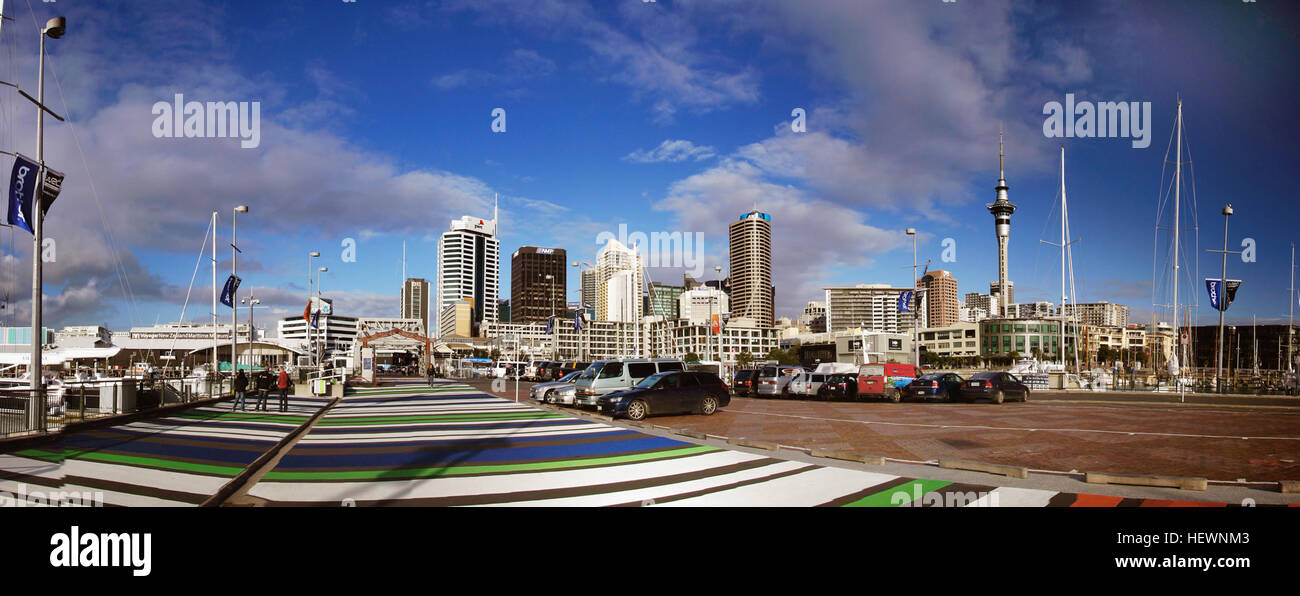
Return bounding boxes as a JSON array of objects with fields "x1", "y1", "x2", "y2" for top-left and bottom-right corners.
[
  {"x1": 255, "y1": 371, "x2": 271, "y2": 411},
  {"x1": 233, "y1": 370, "x2": 248, "y2": 411}
]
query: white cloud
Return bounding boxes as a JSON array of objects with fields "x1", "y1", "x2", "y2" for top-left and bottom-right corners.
[{"x1": 623, "y1": 139, "x2": 717, "y2": 163}]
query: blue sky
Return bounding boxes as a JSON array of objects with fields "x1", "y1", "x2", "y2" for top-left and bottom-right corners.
[{"x1": 0, "y1": 0, "x2": 1296, "y2": 333}]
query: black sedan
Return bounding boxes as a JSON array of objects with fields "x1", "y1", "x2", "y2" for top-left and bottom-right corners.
[
  {"x1": 598, "y1": 371, "x2": 731, "y2": 421},
  {"x1": 817, "y1": 374, "x2": 858, "y2": 400},
  {"x1": 905, "y1": 372, "x2": 966, "y2": 402},
  {"x1": 962, "y1": 371, "x2": 1030, "y2": 404}
]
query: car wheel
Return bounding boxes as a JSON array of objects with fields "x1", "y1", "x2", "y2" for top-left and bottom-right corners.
[
  {"x1": 701, "y1": 396, "x2": 719, "y2": 416},
  {"x1": 627, "y1": 399, "x2": 649, "y2": 421},
  {"x1": 946, "y1": 389, "x2": 957, "y2": 403},
  {"x1": 993, "y1": 390, "x2": 1005, "y2": 404},
  {"x1": 1021, "y1": 389, "x2": 1030, "y2": 403},
  {"x1": 888, "y1": 388, "x2": 901, "y2": 403}
]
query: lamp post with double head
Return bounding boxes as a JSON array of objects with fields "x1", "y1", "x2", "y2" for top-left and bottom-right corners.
[
  {"x1": 26, "y1": 16, "x2": 66, "y2": 429},
  {"x1": 231, "y1": 205, "x2": 248, "y2": 374},
  {"x1": 308, "y1": 251, "x2": 320, "y2": 366},
  {"x1": 317, "y1": 266, "x2": 328, "y2": 367}
]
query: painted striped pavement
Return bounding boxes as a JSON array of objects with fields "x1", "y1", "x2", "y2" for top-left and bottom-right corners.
[
  {"x1": 0, "y1": 395, "x2": 332, "y2": 506},
  {"x1": 247, "y1": 381, "x2": 1240, "y2": 507}
]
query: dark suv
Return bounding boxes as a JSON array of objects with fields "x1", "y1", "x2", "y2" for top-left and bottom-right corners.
[
  {"x1": 732, "y1": 368, "x2": 759, "y2": 396},
  {"x1": 598, "y1": 371, "x2": 731, "y2": 421}
]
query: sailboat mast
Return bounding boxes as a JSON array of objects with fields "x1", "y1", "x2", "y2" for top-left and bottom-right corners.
[
  {"x1": 1290, "y1": 243, "x2": 1295, "y2": 372},
  {"x1": 1172, "y1": 100, "x2": 1182, "y2": 380},
  {"x1": 1060, "y1": 147, "x2": 1067, "y2": 369},
  {"x1": 211, "y1": 211, "x2": 218, "y2": 385}
]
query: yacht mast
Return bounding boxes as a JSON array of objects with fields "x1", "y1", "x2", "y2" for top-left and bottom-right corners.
[{"x1": 1172, "y1": 100, "x2": 1183, "y2": 389}]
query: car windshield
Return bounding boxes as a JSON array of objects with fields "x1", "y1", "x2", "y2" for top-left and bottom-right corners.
[
  {"x1": 636, "y1": 372, "x2": 671, "y2": 389},
  {"x1": 760, "y1": 366, "x2": 777, "y2": 377},
  {"x1": 861, "y1": 364, "x2": 885, "y2": 376},
  {"x1": 919, "y1": 373, "x2": 945, "y2": 381},
  {"x1": 579, "y1": 365, "x2": 601, "y2": 380},
  {"x1": 971, "y1": 372, "x2": 996, "y2": 380},
  {"x1": 559, "y1": 372, "x2": 581, "y2": 383},
  {"x1": 598, "y1": 362, "x2": 624, "y2": 379}
]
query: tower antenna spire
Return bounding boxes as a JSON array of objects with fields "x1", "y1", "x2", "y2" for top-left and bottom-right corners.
[{"x1": 998, "y1": 122, "x2": 1005, "y2": 183}]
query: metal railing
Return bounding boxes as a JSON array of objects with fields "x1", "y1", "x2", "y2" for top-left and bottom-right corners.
[{"x1": 0, "y1": 375, "x2": 234, "y2": 439}]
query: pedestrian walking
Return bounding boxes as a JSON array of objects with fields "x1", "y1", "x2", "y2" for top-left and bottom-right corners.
[
  {"x1": 277, "y1": 367, "x2": 290, "y2": 412},
  {"x1": 232, "y1": 370, "x2": 248, "y2": 411},
  {"x1": 427, "y1": 363, "x2": 436, "y2": 387},
  {"x1": 255, "y1": 371, "x2": 271, "y2": 411}
]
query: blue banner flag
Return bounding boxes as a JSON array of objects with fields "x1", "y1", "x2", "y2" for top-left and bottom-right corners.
[
  {"x1": 219, "y1": 274, "x2": 241, "y2": 307},
  {"x1": 545, "y1": 316, "x2": 554, "y2": 335},
  {"x1": 7, "y1": 154, "x2": 39, "y2": 234},
  {"x1": 1205, "y1": 278, "x2": 1242, "y2": 312},
  {"x1": 574, "y1": 310, "x2": 582, "y2": 332},
  {"x1": 310, "y1": 310, "x2": 320, "y2": 329},
  {"x1": 897, "y1": 290, "x2": 913, "y2": 313}
]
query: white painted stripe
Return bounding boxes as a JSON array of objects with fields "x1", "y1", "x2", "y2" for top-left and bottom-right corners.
[
  {"x1": 482, "y1": 460, "x2": 816, "y2": 507},
  {"x1": 62, "y1": 459, "x2": 233, "y2": 494},
  {"x1": 657, "y1": 466, "x2": 900, "y2": 507},
  {"x1": 60, "y1": 483, "x2": 197, "y2": 507},
  {"x1": 248, "y1": 449, "x2": 769, "y2": 503},
  {"x1": 0, "y1": 454, "x2": 61, "y2": 479},
  {"x1": 297, "y1": 424, "x2": 618, "y2": 444},
  {"x1": 972, "y1": 486, "x2": 1059, "y2": 507}
]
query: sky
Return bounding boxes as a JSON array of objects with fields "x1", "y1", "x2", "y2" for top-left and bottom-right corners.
[{"x1": 0, "y1": 0, "x2": 1296, "y2": 335}]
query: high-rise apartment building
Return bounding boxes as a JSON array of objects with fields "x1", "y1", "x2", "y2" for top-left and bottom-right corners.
[
  {"x1": 729, "y1": 209, "x2": 773, "y2": 327},
  {"x1": 580, "y1": 267, "x2": 597, "y2": 311},
  {"x1": 1060, "y1": 301, "x2": 1130, "y2": 328},
  {"x1": 645, "y1": 282, "x2": 684, "y2": 319},
  {"x1": 595, "y1": 238, "x2": 642, "y2": 323},
  {"x1": 510, "y1": 246, "x2": 567, "y2": 324},
  {"x1": 679, "y1": 288, "x2": 729, "y2": 325},
  {"x1": 436, "y1": 213, "x2": 500, "y2": 337},
  {"x1": 917, "y1": 270, "x2": 959, "y2": 328},
  {"x1": 824, "y1": 284, "x2": 917, "y2": 334},
  {"x1": 400, "y1": 278, "x2": 430, "y2": 336}
]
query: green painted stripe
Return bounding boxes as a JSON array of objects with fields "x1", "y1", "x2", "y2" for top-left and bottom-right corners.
[
  {"x1": 317, "y1": 412, "x2": 561, "y2": 426},
  {"x1": 12, "y1": 448, "x2": 64, "y2": 462},
  {"x1": 263, "y1": 445, "x2": 720, "y2": 481},
  {"x1": 67, "y1": 451, "x2": 248, "y2": 476},
  {"x1": 843, "y1": 478, "x2": 952, "y2": 507}
]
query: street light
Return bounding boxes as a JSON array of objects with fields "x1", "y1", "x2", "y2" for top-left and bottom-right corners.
[
  {"x1": 26, "y1": 16, "x2": 67, "y2": 430},
  {"x1": 317, "y1": 266, "x2": 328, "y2": 365},
  {"x1": 308, "y1": 251, "x2": 320, "y2": 366},
  {"x1": 713, "y1": 265, "x2": 723, "y2": 365},
  {"x1": 1208, "y1": 204, "x2": 1237, "y2": 393},
  {"x1": 905, "y1": 228, "x2": 919, "y2": 368},
  {"x1": 230, "y1": 205, "x2": 248, "y2": 374},
  {"x1": 241, "y1": 296, "x2": 261, "y2": 368},
  {"x1": 572, "y1": 261, "x2": 591, "y2": 361}
]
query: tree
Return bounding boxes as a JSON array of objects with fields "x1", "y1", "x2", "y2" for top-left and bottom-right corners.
[
  {"x1": 684, "y1": 351, "x2": 702, "y2": 363},
  {"x1": 1008, "y1": 351, "x2": 1021, "y2": 362},
  {"x1": 736, "y1": 350, "x2": 754, "y2": 367}
]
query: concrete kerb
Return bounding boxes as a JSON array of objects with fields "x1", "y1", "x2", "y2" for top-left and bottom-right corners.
[
  {"x1": 201, "y1": 396, "x2": 341, "y2": 507},
  {"x1": 1280, "y1": 480, "x2": 1300, "y2": 494},
  {"x1": 809, "y1": 448, "x2": 887, "y2": 466},
  {"x1": 727, "y1": 437, "x2": 779, "y2": 451},
  {"x1": 1085, "y1": 471, "x2": 1208, "y2": 491},
  {"x1": 939, "y1": 459, "x2": 1030, "y2": 479}
]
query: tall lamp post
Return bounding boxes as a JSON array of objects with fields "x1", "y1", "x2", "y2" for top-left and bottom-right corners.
[
  {"x1": 1207, "y1": 204, "x2": 1238, "y2": 392},
  {"x1": 906, "y1": 228, "x2": 919, "y2": 368},
  {"x1": 317, "y1": 266, "x2": 328, "y2": 366},
  {"x1": 26, "y1": 16, "x2": 66, "y2": 430},
  {"x1": 307, "y1": 251, "x2": 320, "y2": 366},
  {"x1": 241, "y1": 296, "x2": 260, "y2": 369},
  {"x1": 230, "y1": 205, "x2": 248, "y2": 374},
  {"x1": 572, "y1": 261, "x2": 592, "y2": 361}
]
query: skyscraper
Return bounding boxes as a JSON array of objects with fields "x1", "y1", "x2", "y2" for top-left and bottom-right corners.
[
  {"x1": 580, "y1": 267, "x2": 597, "y2": 312},
  {"x1": 918, "y1": 270, "x2": 959, "y2": 328},
  {"x1": 729, "y1": 209, "x2": 773, "y2": 326},
  {"x1": 510, "y1": 246, "x2": 567, "y2": 324},
  {"x1": 400, "y1": 277, "x2": 430, "y2": 336},
  {"x1": 595, "y1": 238, "x2": 642, "y2": 323},
  {"x1": 436, "y1": 213, "x2": 500, "y2": 337},
  {"x1": 987, "y1": 130, "x2": 1016, "y2": 318}
]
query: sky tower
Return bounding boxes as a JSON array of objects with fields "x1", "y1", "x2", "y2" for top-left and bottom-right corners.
[{"x1": 987, "y1": 128, "x2": 1016, "y2": 318}]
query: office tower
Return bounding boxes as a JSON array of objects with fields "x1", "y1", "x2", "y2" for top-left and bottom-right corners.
[
  {"x1": 510, "y1": 246, "x2": 567, "y2": 324},
  {"x1": 436, "y1": 213, "x2": 500, "y2": 337},
  {"x1": 917, "y1": 270, "x2": 958, "y2": 328},
  {"x1": 400, "y1": 278, "x2": 430, "y2": 336},
  {"x1": 595, "y1": 238, "x2": 642, "y2": 322},
  {"x1": 729, "y1": 209, "x2": 773, "y2": 327}
]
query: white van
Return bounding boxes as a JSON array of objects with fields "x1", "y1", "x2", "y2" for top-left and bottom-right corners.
[
  {"x1": 788, "y1": 362, "x2": 858, "y2": 398},
  {"x1": 572, "y1": 358, "x2": 686, "y2": 407}
]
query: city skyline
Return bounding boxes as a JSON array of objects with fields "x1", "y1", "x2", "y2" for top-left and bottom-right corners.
[{"x1": 0, "y1": 1, "x2": 1294, "y2": 334}]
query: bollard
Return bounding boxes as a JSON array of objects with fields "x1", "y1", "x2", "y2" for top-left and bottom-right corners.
[{"x1": 80, "y1": 384, "x2": 86, "y2": 420}]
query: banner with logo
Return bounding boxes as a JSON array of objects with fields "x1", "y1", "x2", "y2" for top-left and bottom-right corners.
[
  {"x1": 1205, "y1": 278, "x2": 1242, "y2": 312},
  {"x1": 7, "y1": 154, "x2": 39, "y2": 234},
  {"x1": 544, "y1": 316, "x2": 554, "y2": 335},
  {"x1": 310, "y1": 310, "x2": 320, "y2": 329},
  {"x1": 897, "y1": 290, "x2": 913, "y2": 313},
  {"x1": 219, "y1": 274, "x2": 241, "y2": 307},
  {"x1": 711, "y1": 313, "x2": 722, "y2": 335},
  {"x1": 573, "y1": 310, "x2": 582, "y2": 332},
  {"x1": 40, "y1": 166, "x2": 64, "y2": 215}
]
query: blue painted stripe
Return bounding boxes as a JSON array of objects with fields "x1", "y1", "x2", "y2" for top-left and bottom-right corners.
[
  {"x1": 289, "y1": 429, "x2": 640, "y2": 450},
  {"x1": 303, "y1": 419, "x2": 592, "y2": 434},
  {"x1": 274, "y1": 435, "x2": 688, "y2": 469}
]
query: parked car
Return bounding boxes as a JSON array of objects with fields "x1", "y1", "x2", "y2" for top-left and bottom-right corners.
[
  {"x1": 573, "y1": 358, "x2": 686, "y2": 407},
  {"x1": 551, "y1": 384, "x2": 577, "y2": 406},
  {"x1": 962, "y1": 371, "x2": 1030, "y2": 403},
  {"x1": 597, "y1": 371, "x2": 730, "y2": 421},
  {"x1": 529, "y1": 371, "x2": 582, "y2": 404},
  {"x1": 732, "y1": 368, "x2": 759, "y2": 396},
  {"x1": 535, "y1": 361, "x2": 564, "y2": 381},
  {"x1": 789, "y1": 362, "x2": 857, "y2": 398},
  {"x1": 817, "y1": 374, "x2": 859, "y2": 400},
  {"x1": 755, "y1": 365, "x2": 807, "y2": 398},
  {"x1": 558, "y1": 361, "x2": 593, "y2": 377},
  {"x1": 905, "y1": 372, "x2": 966, "y2": 402},
  {"x1": 524, "y1": 360, "x2": 547, "y2": 380},
  {"x1": 856, "y1": 362, "x2": 924, "y2": 402}
]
